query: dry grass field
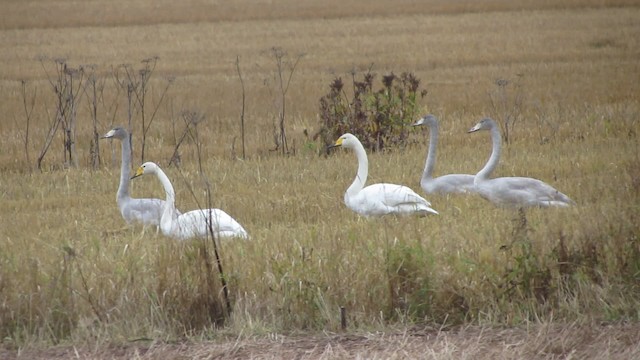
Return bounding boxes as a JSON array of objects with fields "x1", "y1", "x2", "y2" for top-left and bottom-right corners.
[{"x1": 1, "y1": 0, "x2": 640, "y2": 358}]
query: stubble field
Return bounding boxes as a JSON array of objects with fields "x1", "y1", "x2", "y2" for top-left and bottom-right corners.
[{"x1": 1, "y1": 0, "x2": 640, "y2": 358}]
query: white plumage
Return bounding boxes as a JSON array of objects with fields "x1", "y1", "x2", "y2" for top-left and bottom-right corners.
[
  {"x1": 131, "y1": 162, "x2": 249, "y2": 240},
  {"x1": 468, "y1": 118, "x2": 575, "y2": 208},
  {"x1": 101, "y1": 127, "x2": 179, "y2": 227},
  {"x1": 412, "y1": 114, "x2": 476, "y2": 194},
  {"x1": 331, "y1": 133, "x2": 438, "y2": 217}
]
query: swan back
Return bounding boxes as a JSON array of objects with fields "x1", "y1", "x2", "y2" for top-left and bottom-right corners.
[
  {"x1": 475, "y1": 177, "x2": 575, "y2": 208},
  {"x1": 348, "y1": 183, "x2": 439, "y2": 216},
  {"x1": 423, "y1": 174, "x2": 477, "y2": 194},
  {"x1": 119, "y1": 199, "x2": 165, "y2": 226},
  {"x1": 165, "y1": 209, "x2": 249, "y2": 240}
]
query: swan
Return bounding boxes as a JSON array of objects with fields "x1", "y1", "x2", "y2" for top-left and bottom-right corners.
[
  {"x1": 412, "y1": 114, "x2": 476, "y2": 194},
  {"x1": 101, "y1": 127, "x2": 179, "y2": 227},
  {"x1": 468, "y1": 118, "x2": 575, "y2": 208},
  {"x1": 330, "y1": 133, "x2": 438, "y2": 217},
  {"x1": 131, "y1": 162, "x2": 249, "y2": 240}
]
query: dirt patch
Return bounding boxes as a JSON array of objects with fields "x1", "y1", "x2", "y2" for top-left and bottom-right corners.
[{"x1": 3, "y1": 322, "x2": 639, "y2": 359}]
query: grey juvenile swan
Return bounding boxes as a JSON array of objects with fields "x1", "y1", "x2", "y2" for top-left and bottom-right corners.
[
  {"x1": 468, "y1": 118, "x2": 575, "y2": 208},
  {"x1": 330, "y1": 133, "x2": 439, "y2": 217},
  {"x1": 101, "y1": 127, "x2": 180, "y2": 227},
  {"x1": 412, "y1": 114, "x2": 476, "y2": 194}
]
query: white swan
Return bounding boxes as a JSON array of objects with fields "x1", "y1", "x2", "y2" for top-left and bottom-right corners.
[
  {"x1": 131, "y1": 162, "x2": 249, "y2": 240},
  {"x1": 468, "y1": 118, "x2": 575, "y2": 208},
  {"x1": 330, "y1": 133, "x2": 438, "y2": 217},
  {"x1": 101, "y1": 127, "x2": 179, "y2": 227},
  {"x1": 412, "y1": 114, "x2": 476, "y2": 194}
]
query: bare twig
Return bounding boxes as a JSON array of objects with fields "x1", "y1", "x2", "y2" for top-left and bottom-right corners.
[
  {"x1": 36, "y1": 58, "x2": 85, "y2": 169},
  {"x1": 236, "y1": 56, "x2": 246, "y2": 160},
  {"x1": 113, "y1": 64, "x2": 139, "y2": 161},
  {"x1": 269, "y1": 47, "x2": 304, "y2": 155},
  {"x1": 114, "y1": 57, "x2": 170, "y2": 163},
  {"x1": 36, "y1": 108, "x2": 62, "y2": 171},
  {"x1": 168, "y1": 110, "x2": 204, "y2": 167},
  {"x1": 488, "y1": 76, "x2": 524, "y2": 144},
  {"x1": 144, "y1": 76, "x2": 173, "y2": 139},
  {"x1": 175, "y1": 110, "x2": 233, "y2": 318},
  {"x1": 19, "y1": 80, "x2": 36, "y2": 173},
  {"x1": 83, "y1": 66, "x2": 105, "y2": 170},
  {"x1": 65, "y1": 65, "x2": 85, "y2": 168},
  {"x1": 67, "y1": 249, "x2": 106, "y2": 323}
]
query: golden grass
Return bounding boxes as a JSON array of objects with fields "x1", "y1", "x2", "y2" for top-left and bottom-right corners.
[
  {"x1": 4, "y1": 322, "x2": 640, "y2": 359},
  {"x1": 1, "y1": 3, "x2": 639, "y2": 163},
  {"x1": 0, "y1": 0, "x2": 639, "y2": 353},
  {"x1": 2, "y1": 0, "x2": 638, "y2": 30}
]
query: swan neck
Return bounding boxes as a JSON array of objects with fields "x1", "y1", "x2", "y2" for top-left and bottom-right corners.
[
  {"x1": 347, "y1": 141, "x2": 368, "y2": 196},
  {"x1": 155, "y1": 167, "x2": 176, "y2": 208},
  {"x1": 155, "y1": 167, "x2": 178, "y2": 233},
  {"x1": 477, "y1": 125, "x2": 501, "y2": 181},
  {"x1": 422, "y1": 123, "x2": 438, "y2": 181},
  {"x1": 117, "y1": 137, "x2": 132, "y2": 199}
]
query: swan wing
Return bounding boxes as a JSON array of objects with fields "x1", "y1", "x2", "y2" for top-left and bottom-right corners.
[
  {"x1": 120, "y1": 198, "x2": 165, "y2": 226},
  {"x1": 351, "y1": 183, "x2": 438, "y2": 216},
  {"x1": 120, "y1": 198, "x2": 182, "y2": 226},
  {"x1": 174, "y1": 208, "x2": 248, "y2": 240},
  {"x1": 204, "y1": 208, "x2": 249, "y2": 238},
  {"x1": 479, "y1": 177, "x2": 574, "y2": 207},
  {"x1": 424, "y1": 174, "x2": 476, "y2": 194}
]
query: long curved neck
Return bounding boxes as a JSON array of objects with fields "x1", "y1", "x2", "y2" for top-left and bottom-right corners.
[
  {"x1": 476, "y1": 125, "x2": 501, "y2": 181},
  {"x1": 117, "y1": 137, "x2": 132, "y2": 200},
  {"x1": 421, "y1": 122, "x2": 438, "y2": 181},
  {"x1": 155, "y1": 167, "x2": 176, "y2": 210},
  {"x1": 347, "y1": 141, "x2": 368, "y2": 197},
  {"x1": 154, "y1": 167, "x2": 178, "y2": 231}
]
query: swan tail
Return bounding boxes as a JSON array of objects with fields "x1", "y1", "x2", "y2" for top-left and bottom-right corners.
[
  {"x1": 417, "y1": 204, "x2": 439, "y2": 216},
  {"x1": 560, "y1": 193, "x2": 576, "y2": 206}
]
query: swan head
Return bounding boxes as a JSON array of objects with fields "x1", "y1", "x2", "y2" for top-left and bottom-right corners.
[
  {"x1": 412, "y1": 114, "x2": 437, "y2": 127},
  {"x1": 468, "y1": 118, "x2": 496, "y2": 133},
  {"x1": 329, "y1": 133, "x2": 360, "y2": 150},
  {"x1": 131, "y1": 161, "x2": 159, "y2": 179},
  {"x1": 101, "y1": 127, "x2": 128, "y2": 140}
]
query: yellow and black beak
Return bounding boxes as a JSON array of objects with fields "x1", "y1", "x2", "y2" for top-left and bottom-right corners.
[
  {"x1": 328, "y1": 137, "x2": 344, "y2": 149},
  {"x1": 130, "y1": 166, "x2": 145, "y2": 180}
]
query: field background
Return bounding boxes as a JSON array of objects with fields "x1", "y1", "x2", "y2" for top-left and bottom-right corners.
[{"x1": 1, "y1": 0, "x2": 640, "y2": 358}]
